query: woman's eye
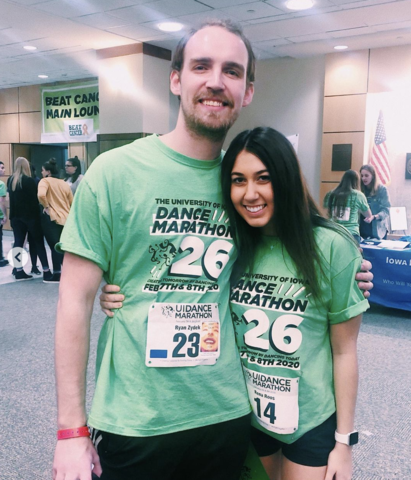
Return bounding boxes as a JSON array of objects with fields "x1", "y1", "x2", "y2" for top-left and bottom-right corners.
[
  {"x1": 259, "y1": 175, "x2": 271, "y2": 182},
  {"x1": 231, "y1": 177, "x2": 244, "y2": 184}
]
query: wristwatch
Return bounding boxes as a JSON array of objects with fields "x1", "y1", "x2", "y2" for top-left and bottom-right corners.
[{"x1": 335, "y1": 430, "x2": 359, "y2": 446}]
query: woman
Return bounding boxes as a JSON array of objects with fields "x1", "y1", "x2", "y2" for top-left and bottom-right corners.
[
  {"x1": 359, "y1": 165, "x2": 391, "y2": 240},
  {"x1": 324, "y1": 169, "x2": 372, "y2": 243},
  {"x1": 100, "y1": 128, "x2": 369, "y2": 480},
  {"x1": 7, "y1": 157, "x2": 52, "y2": 281},
  {"x1": 38, "y1": 158, "x2": 73, "y2": 282},
  {"x1": 64, "y1": 156, "x2": 83, "y2": 195}
]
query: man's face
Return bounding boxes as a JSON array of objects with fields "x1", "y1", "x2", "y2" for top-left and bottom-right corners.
[
  {"x1": 0, "y1": 164, "x2": 5, "y2": 176},
  {"x1": 170, "y1": 26, "x2": 254, "y2": 141}
]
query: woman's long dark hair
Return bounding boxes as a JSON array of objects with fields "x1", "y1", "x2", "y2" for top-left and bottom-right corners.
[
  {"x1": 327, "y1": 169, "x2": 360, "y2": 218},
  {"x1": 64, "y1": 156, "x2": 81, "y2": 183},
  {"x1": 221, "y1": 127, "x2": 354, "y2": 300},
  {"x1": 360, "y1": 164, "x2": 378, "y2": 196}
]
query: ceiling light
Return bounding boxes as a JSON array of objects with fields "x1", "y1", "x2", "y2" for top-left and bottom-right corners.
[
  {"x1": 157, "y1": 22, "x2": 183, "y2": 32},
  {"x1": 23, "y1": 45, "x2": 37, "y2": 51},
  {"x1": 38, "y1": 75, "x2": 48, "y2": 79},
  {"x1": 334, "y1": 45, "x2": 348, "y2": 50},
  {"x1": 286, "y1": 0, "x2": 314, "y2": 10}
]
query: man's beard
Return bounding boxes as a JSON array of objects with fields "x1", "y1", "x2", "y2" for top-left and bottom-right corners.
[{"x1": 182, "y1": 101, "x2": 239, "y2": 143}]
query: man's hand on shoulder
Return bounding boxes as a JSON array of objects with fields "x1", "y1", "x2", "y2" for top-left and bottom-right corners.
[
  {"x1": 355, "y1": 258, "x2": 373, "y2": 298},
  {"x1": 53, "y1": 437, "x2": 102, "y2": 480}
]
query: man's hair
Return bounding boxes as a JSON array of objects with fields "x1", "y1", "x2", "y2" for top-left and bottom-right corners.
[
  {"x1": 171, "y1": 19, "x2": 255, "y2": 86},
  {"x1": 0, "y1": 161, "x2": 4, "y2": 166}
]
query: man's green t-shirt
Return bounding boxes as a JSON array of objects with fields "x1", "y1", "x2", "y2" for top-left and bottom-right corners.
[
  {"x1": 230, "y1": 227, "x2": 369, "y2": 443},
  {"x1": 0, "y1": 180, "x2": 6, "y2": 219},
  {"x1": 324, "y1": 190, "x2": 369, "y2": 237},
  {"x1": 58, "y1": 135, "x2": 250, "y2": 437}
]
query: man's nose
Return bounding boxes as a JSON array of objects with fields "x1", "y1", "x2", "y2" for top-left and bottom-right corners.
[{"x1": 205, "y1": 69, "x2": 224, "y2": 90}]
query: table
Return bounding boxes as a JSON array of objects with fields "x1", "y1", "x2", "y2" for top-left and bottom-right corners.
[{"x1": 361, "y1": 245, "x2": 411, "y2": 312}]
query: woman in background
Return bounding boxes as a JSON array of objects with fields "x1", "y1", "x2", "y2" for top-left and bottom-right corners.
[
  {"x1": 324, "y1": 169, "x2": 372, "y2": 243},
  {"x1": 38, "y1": 158, "x2": 73, "y2": 282},
  {"x1": 7, "y1": 157, "x2": 52, "y2": 281},
  {"x1": 64, "y1": 156, "x2": 83, "y2": 195},
  {"x1": 359, "y1": 165, "x2": 391, "y2": 240}
]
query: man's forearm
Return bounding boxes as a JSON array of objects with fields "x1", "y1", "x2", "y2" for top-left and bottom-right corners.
[
  {"x1": 55, "y1": 253, "x2": 103, "y2": 429},
  {"x1": 0, "y1": 198, "x2": 7, "y2": 219}
]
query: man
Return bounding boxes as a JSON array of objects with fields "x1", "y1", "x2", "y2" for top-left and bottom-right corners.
[
  {"x1": 0, "y1": 161, "x2": 8, "y2": 267},
  {"x1": 53, "y1": 20, "x2": 372, "y2": 480}
]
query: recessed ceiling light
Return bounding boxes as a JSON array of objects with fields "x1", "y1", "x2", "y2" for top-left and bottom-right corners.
[
  {"x1": 38, "y1": 75, "x2": 48, "y2": 79},
  {"x1": 286, "y1": 0, "x2": 314, "y2": 10},
  {"x1": 334, "y1": 45, "x2": 348, "y2": 50},
  {"x1": 247, "y1": 9, "x2": 256, "y2": 13},
  {"x1": 23, "y1": 45, "x2": 37, "y2": 51},
  {"x1": 157, "y1": 22, "x2": 183, "y2": 32}
]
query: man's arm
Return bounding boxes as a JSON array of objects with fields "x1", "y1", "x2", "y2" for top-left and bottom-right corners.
[
  {"x1": 0, "y1": 196, "x2": 7, "y2": 225},
  {"x1": 53, "y1": 252, "x2": 103, "y2": 480}
]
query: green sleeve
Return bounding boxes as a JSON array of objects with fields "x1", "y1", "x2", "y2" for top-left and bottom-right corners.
[
  {"x1": 357, "y1": 191, "x2": 369, "y2": 213},
  {"x1": 327, "y1": 235, "x2": 369, "y2": 325},
  {"x1": 57, "y1": 178, "x2": 112, "y2": 272},
  {"x1": 0, "y1": 181, "x2": 6, "y2": 197}
]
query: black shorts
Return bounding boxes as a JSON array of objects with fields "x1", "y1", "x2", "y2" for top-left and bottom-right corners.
[
  {"x1": 250, "y1": 413, "x2": 336, "y2": 467},
  {"x1": 91, "y1": 414, "x2": 251, "y2": 480}
]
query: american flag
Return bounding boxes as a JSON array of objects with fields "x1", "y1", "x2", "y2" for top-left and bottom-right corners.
[{"x1": 370, "y1": 110, "x2": 390, "y2": 185}]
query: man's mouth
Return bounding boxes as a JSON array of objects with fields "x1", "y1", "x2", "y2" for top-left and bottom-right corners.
[
  {"x1": 204, "y1": 338, "x2": 215, "y2": 344},
  {"x1": 244, "y1": 205, "x2": 266, "y2": 213},
  {"x1": 198, "y1": 98, "x2": 230, "y2": 107}
]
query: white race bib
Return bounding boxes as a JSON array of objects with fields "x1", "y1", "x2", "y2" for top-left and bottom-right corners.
[
  {"x1": 243, "y1": 366, "x2": 299, "y2": 434},
  {"x1": 333, "y1": 206, "x2": 350, "y2": 221},
  {"x1": 146, "y1": 302, "x2": 220, "y2": 367}
]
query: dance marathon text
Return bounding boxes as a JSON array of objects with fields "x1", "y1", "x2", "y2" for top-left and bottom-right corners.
[
  {"x1": 144, "y1": 198, "x2": 234, "y2": 294},
  {"x1": 230, "y1": 273, "x2": 310, "y2": 313}
]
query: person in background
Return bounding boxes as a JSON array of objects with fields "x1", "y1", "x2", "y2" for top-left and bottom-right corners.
[
  {"x1": 27, "y1": 163, "x2": 42, "y2": 275},
  {"x1": 7, "y1": 157, "x2": 52, "y2": 281},
  {"x1": 324, "y1": 169, "x2": 372, "y2": 244},
  {"x1": 64, "y1": 156, "x2": 83, "y2": 195},
  {"x1": 38, "y1": 158, "x2": 73, "y2": 283},
  {"x1": 0, "y1": 161, "x2": 8, "y2": 267},
  {"x1": 359, "y1": 165, "x2": 391, "y2": 240}
]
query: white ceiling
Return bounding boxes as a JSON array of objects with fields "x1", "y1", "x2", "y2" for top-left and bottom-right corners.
[{"x1": 1, "y1": 0, "x2": 411, "y2": 89}]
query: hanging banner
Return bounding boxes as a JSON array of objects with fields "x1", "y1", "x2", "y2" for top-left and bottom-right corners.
[{"x1": 41, "y1": 82, "x2": 99, "y2": 143}]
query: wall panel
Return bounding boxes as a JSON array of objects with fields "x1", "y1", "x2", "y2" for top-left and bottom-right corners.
[
  {"x1": 19, "y1": 85, "x2": 41, "y2": 112},
  {"x1": 0, "y1": 114, "x2": 19, "y2": 143},
  {"x1": 323, "y1": 94, "x2": 367, "y2": 133},
  {"x1": 0, "y1": 88, "x2": 18, "y2": 114},
  {"x1": 19, "y1": 112, "x2": 41, "y2": 143},
  {"x1": 324, "y1": 51, "x2": 369, "y2": 96}
]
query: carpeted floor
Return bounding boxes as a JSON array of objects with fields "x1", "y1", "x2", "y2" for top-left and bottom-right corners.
[{"x1": 0, "y1": 276, "x2": 410, "y2": 479}]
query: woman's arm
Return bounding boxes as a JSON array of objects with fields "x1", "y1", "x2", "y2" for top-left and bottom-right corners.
[
  {"x1": 37, "y1": 179, "x2": 49, "y2": 208},
  {"x1": 361, "y1": 208, "x2": 373, "y2": 223},
  {"x1": 375, "y1": 185, "x2": 391, "y2": 221},
  {"x1": 325, "y1": 314, "x2": 362, "y2": 480}
]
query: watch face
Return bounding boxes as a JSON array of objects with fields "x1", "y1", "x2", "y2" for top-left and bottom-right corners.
[{"x1": 350, "y1": 431, "x2": 359, "y2": 445}]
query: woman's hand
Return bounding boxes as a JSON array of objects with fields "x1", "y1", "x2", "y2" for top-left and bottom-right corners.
[
  {"x1": 363, "y1": 214, "x2": 374, "y2": 223},
  {"x1": 44, "y1": 207, "x2": 50, "y2": 216},
  {"x1": 325, "y1": 442, "x2": 353, "y2": 480},
  {"x1": 99, "y1": 284, "x2": 124, "y2": 317}
]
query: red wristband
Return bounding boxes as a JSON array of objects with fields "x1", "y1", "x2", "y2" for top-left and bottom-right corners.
[{"x1": 57, "y1": 426, "x2": 90, "y2": 440}]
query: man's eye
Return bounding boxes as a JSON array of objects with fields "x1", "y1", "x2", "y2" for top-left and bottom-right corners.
[
  {"x1": 226, "y1": 69, "x2": 239, "y2": 77},
  {"x1": 194, "y1": 65, "x2": 207, "y2": 71}
]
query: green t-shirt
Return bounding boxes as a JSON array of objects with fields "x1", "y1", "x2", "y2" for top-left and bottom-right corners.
[
  {"x1": 58, "y1": 134, "x2": 250, "y2": 437},
  {"x1": 324, "y1": 190, "x2": 369, "y2": 237},
  {"x1": 230, "y1": 227, "x2": 369, "y2": 443},
  {"x1": 0, "y1": 180, "x2": 6, "y2": 219}
]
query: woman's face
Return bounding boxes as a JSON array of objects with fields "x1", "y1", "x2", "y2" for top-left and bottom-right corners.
[
  {"x1": 361, "y1": 169, "x2": 373, "y2": 186},
  {"x1": 65, "y1": 162, "x2": 76, "y2": 175},
  {"x1": 41, "y1": 167, "x2": 50, "y2": 178},
  {"x1": 230, "y1": 150, "x2": 275, "y2": 235}
]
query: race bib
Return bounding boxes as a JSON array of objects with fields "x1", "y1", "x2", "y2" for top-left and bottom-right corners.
[
  {"x1": 243, "y1": 366, "x2": 299, "y2": 435},
  {"x1": 146, "y1": 302, "x2": 220, "y2": 367},
  {"x1": 333, "y1": 206, "x2": 350, "y2": 221}
]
